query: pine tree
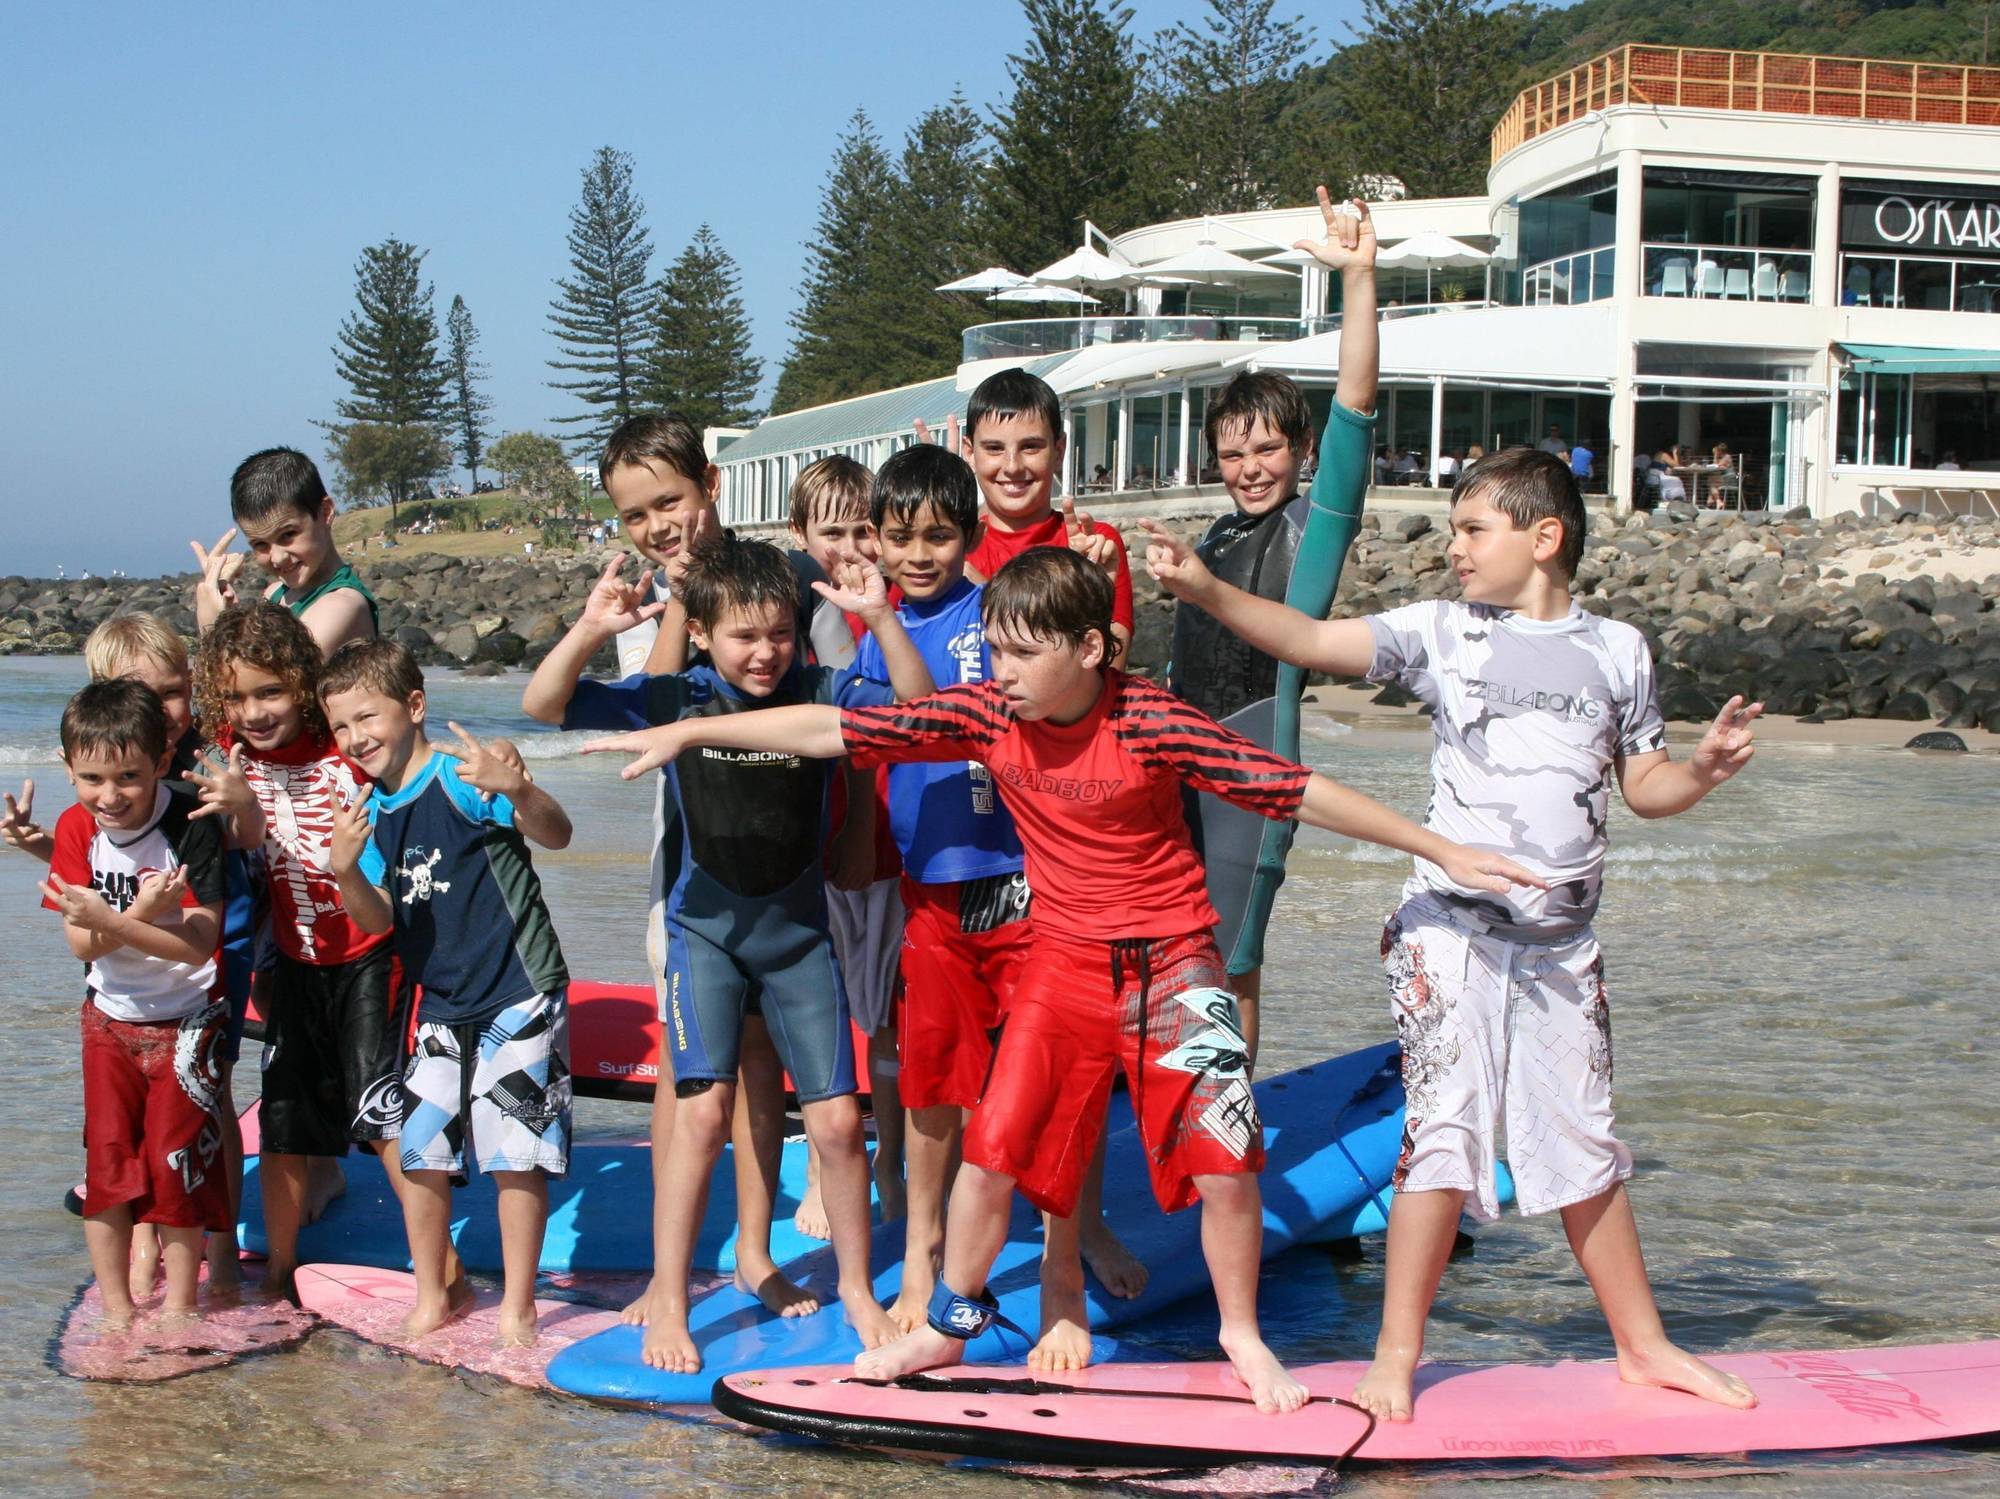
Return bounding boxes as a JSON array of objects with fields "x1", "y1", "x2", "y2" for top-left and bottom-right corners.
[
  {"x1": 548, "y1": 146, "x2": 654, "y2": 452},
  {"x1": 1140, "y1": 1, "x2": 1329, "y2": 218},
  {"x1": 982, "y1": 0, "x2": 1146, "y2": 274},
  {"x1": 444, "y1": 294, "x2": 493, "y2": 487},
  {"x1": 772, "y1": 110, "x2": 896, "y2": 414},
  {"x1": 873, "y1": 93, "x2": 993, "y2": 389},
  {"x1": 641, "y1": 225, "x2": 764, "y2": 430},
  {"x1": 1336, "y1": 0, "x2": 1531, "y2": 199},
  {"x1": 324, "y1": 236, "x2": 450, "y2": 520}
]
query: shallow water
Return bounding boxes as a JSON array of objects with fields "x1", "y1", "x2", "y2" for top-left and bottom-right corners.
[{"x1": 3, "y1": 658, "x2": 1997, "y2": 1495}]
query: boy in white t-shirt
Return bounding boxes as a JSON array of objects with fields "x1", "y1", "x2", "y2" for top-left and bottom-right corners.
[
  {"x1": 39, "y1": 679, "x2": 231, "y2": 1331},
  {"x1": 1145, "y1": 447, "x2": 1764, "y2": 1423}
]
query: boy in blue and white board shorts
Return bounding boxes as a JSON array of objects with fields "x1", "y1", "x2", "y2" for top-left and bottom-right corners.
[
  {"x1": 323, "y1": 639, "x2": 574, "y2": 1350},
  {"x1": 1147, "y1": 447, "x2": 1765, "y2": 1422}
]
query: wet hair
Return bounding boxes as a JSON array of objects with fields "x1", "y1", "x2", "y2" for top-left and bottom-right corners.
[
  {"x1": 230, "y1": 447, "x2": 330, "y2": 527},
  {"x1": 61, "y1": 678, "x2": 169, "y2": 765},
  {"x1": 600, "y1": 413, "x2": 710, "y2": 491},
  {"x1": 319, "y1": 637, "x2": 424, "y2": 704},
  {"x1": 872, "y1": 444, "x2": 979, "y2": 535},
  {"x1": 194, "y1": 601, "x2": 328, "y2": 743},
  {"x1": 789, "y1": 455, "x2": 873, "y2": 533},
  {"x1": 1450, "y1": 449, "x2": 1587, "y2": 580},
  {"x1": 84, "y1": 613, "x2": 189, "y2": 682},
  {"x1": 982, "y1": 548, "x2": 1114, "y2": 659},
  {"x1": 1203, "y1": 371, "x2": 1313, "y2": 462},
  {"x1": 678, "y1": 532, "x2": 798, "y2": 631},
  {"x1": 965, "y1": 367, "x2": 1062, "y2": 443}
]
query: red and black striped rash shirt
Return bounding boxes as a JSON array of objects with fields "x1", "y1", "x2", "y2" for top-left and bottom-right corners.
[{"x1": 839, "y1": 672, "x2": 1311, "y2": 942}]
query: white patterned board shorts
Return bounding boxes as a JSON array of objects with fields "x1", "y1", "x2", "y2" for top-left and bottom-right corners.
[
  {"x1": 399, "y1": 990, "x2": 572, "y2": 1180},
  {"x1": 824, "y1": 876, "x2": 906, "y2": 1036},
  {"x1": 1380, "y1": 894, "x2": 1631, "y2": 1222}
]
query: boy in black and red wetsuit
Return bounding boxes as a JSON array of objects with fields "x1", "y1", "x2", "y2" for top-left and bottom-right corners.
[{"x1": 583, "y1": 547, "x2": 1544, "y2": 1412}]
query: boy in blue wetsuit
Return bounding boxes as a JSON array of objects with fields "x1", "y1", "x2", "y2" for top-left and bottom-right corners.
[
  {"x1": 324, "y1": 639, "x2": 573, "y2": 1349},
  {"x1": 523, "y1": 533, "x2": 935, "y2": 1373}
]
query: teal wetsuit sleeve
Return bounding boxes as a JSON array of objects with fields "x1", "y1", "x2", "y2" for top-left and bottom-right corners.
[{"x1": 357, "y1": 794, "x2": 387, "y2": 887}]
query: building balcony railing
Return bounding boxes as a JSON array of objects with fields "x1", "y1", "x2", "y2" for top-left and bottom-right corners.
[
  {"x1": 1518, "y1": 247, "x2": 1615, "y2": 306},
  {"x1": 1840, "y1": 252, "x2": 2000, "y2": 313},
  {"x1": 1643, "y1": 243, "x2": 1812, "y2": 301},
  {"x1": 962, "y1": 315, "x2": 1332, "y2": 363},
  {"x1": 1492, "y1": 44, "x2": 2000, "y2": 164}
]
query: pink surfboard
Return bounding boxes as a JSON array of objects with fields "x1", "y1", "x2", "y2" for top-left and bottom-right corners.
[
  {"x1": 54, "y1": 1259, "x2": 316, "y2": 1382},
  {"x1": 714, "y1": 1342, "x2": 2000, "y2": 1467},
  {"x1": 294, "y1": 1263, "x2": 670, "y2": 1391}
]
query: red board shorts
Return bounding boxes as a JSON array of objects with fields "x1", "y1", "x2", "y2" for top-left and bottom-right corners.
[
  {"x1": 898, "y1": 872, "x2": 1031, "y2": 1112},
  {"x1": 962, "y1": 928, "x2": 1263, "y2": 1218},
  {"x1": 81, "y1": 999, "x2": 230, "y2": 1231}
]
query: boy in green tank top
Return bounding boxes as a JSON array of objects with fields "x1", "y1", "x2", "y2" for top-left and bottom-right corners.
[{"x1": 192, "y1": 448, "x2": 378, "y2": 658}]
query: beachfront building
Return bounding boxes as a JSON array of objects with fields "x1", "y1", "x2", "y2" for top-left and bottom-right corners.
[{"x1": 715, "y1": 45, "x2": 2000, "y2": 523}]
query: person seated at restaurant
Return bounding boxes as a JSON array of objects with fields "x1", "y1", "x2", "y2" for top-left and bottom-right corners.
[
  {"x1": 1393, "y1": 449, "x2": 1422, "y2": 481},
  {"x1": 1437, "y1": 450, "x2": 1462, "y2": 481},
  {"x1": 1465, "y1": 443, "x2": 1486, "y2": 465},
  {"x1": 1654, "y1": 449, "x2": 1688, "y2": 505},
  {"x1": 1537, "y1": 423, "x2": 1570, "y2": 459},
  {"x1": 1570, "y1": 439, "x2": 1595, "y2": 483},
  {"x1": 1936, "y1": 450, "x2": 1962, "y2": 472},
  {"x1": 1710, "y1": 443, "x2": 1733, "y2": 472}
]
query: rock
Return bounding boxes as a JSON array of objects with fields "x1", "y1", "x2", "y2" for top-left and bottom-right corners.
[
  {"x1": 1897, "y1": 576, "x2": 1937, "y2": 614},
  {"x1": 470, "y1": 614, "x2": 509, "y2": 640},
  {"x1": 393, "y1": 625, "x2": 434, "y2": 654},
  {"x1": 1904, "y1": 730, "x2": 1968, "y2": 751},
  {"x1": 438, "y1": 622, "x2": 480, "y2": 663},
  {"x1": 1394, "y1": 514, "x2": 1431, "y2": 541},
  {"x1": 1878, "y1": 690, "x2": 1931, "y2": 721},
  {"x1": 1371, "y1": 682, "x2": 1418, "y2": 708}
]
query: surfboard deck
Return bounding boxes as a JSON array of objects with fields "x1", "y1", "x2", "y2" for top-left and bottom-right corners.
[
  {"x1": 546, "y1": 1046, "x2": 1406, "y2": 1407},
  {"x1": 714, "y1": 1340, "x2": 2000, "y2": 1467},
  {"x1": 293, "y1": 1263, "x2": 705, "y2": 1390},
  {"x1": 51, "y1": 1259, "x2": 316, "y2": 1382}
]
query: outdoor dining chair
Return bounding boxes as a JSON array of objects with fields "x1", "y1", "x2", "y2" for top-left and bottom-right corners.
[
  {"x1": 1753, "y1": 261, "x2": 1778, "y2": 301},
  {"x1": 1778, "y1": 268, "x2": 1808, "y2": 301},
  {"x1": 1724, "y1": 266, "x2": 1750, "y2": 300},
  {"x1": 1695, "y1": 261, "x2": 1723, "y2": 298},
  {"x1": 1660, "y1": 258, "x2": 1690, "y2": 296}
]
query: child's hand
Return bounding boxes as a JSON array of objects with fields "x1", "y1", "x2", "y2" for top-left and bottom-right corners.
[
  {"x1": 448, "y1": 722, "x2": 530, "y2": 802},
  {"x1": 190, "y1": 529, "x2": 246, "y2": 613},
  {"x1": 1690, "y1": 695, "x2": 1762, "y2": 786},
  {"x1": 1138, "y1": 518, "x2": 1215, "y2": 600},
  {"x1": 184, "y1": 744, "x2": 256, "y2": 825},
  {"x1": 1, "y1": 779, "x2": 43, "y2": 851},
  {"x1": 811, "y1": 559, "x2": 890, "y2": 622},
  {"x1": 1436, "y1": 845, "x2": 1550, "y2": 896},
  {"x1": 663, "y1": 504, "x2": 722, "y2": 592},
  {"x1": 329, "y1": 792, "x2": 373, "y2": 875},
  {"x1": 128, "y1": 866, "x2": 190, "y2": 924},
  {"x1": 579, "y1": 555, "x2": 666, "y2": 637},
  {"x1": 1063, "y1": 498, "x2": 1118, "y2": 574},
  {"x1": 1292, "y1": 188, "x2": 1375, "y2": 274},
  {"x1": 912, "y1": 412, "x2": 962, "y2": 452},
  {"x1": 580, "y1": 725, "x2": 691, "y2": 781},
  {"x1": 40, "y1": 872, "x2": 116, "y2": 931}
]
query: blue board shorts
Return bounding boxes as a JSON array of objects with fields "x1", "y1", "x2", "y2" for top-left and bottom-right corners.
[
  {"x1": 399, "y1": 990, "x2": 572, "y2": 1180},
  {"x1": 664, "y1": 916, "x2": 855, "y2": 1105}
]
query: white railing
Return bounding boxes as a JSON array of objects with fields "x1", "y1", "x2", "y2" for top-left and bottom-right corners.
[
  {"x1": 1519, "y1": 247, "x2": 1614, "y2": 306},
  {"x1": 1645, "y1": 243, "x2": 1811, "y2": 301},
  {"x1": 962, "y1": 315, "x2": 1333, "y2": 362},
  {"x1": 1839, "y1": 253, "x2": 2000, "y2": 313}
]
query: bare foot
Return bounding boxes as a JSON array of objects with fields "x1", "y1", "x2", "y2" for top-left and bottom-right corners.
[
  {"x1": 97, "y1": 1303, "x2": 135, "y2": 1334},
  {"x1": 885, "y1": 1257, "x2": 939, "y2": 1336},
  {"x1": 854, "y1": 1323, "x2": 962, "y2": 1381},
  {"x1": 446, "y1": 1272, "x2": 476, "y2": 1315},
  {"x1": 262, "y1": 1263, "x2": 301, "y2": 1307},
  {"x1": 127, "y1": 1233, "x2": 162, "y2": 1303},
  {"x1": 204, "y1": 1238, "x2": 243, "y2": 1297},
  {"x1": 303, "y1": 1157, "x2": 346, "y2": 1225},
  {"x1": 1221, "y1": 1329, "x2": 1310, "y2": 1415},
  {"x1": 734, "y1": 1263, "x2": 821, "y2": 1317},
  {"x1": 1029, "y1": 1262, "x2": 1093, "y2": 1372},
  {"x1": 619, "y1": 1276, "x2": 657, "y2": 1326},
  {"x1": 639, "y1": 1290, "x2": 700, "y2": 1373},
  {"x1": 152, "y1": 1305, "x2": 203, "y2": 1336},
  {"x1": 493, "y1": 1308, "x2": 538, "y2": 1349},
  {"x1": 1619, "y1": 1341, "x2": 1759, "y2": 1409},
  {"x1": 1080, "y1": 1217, "x2": 1148, "y2": 1299},
  {"x1": 843, "y1": 1285, "x2": 900, "y2": 1351},
  {"x1": 793, "y1": 1183, "x2": 830, "y2": 1242},
  {"x1": 397, "y1": 1293, "x2": 473, "y2": 1341},
  {"x1": 1351, "y1": 1348, "x2": 1418, "y2": 1422}
]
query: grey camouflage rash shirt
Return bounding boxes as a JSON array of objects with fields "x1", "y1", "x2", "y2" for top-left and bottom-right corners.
[{"x1": 1367, "y1": 600, "x2": 1668, "y2": 942}]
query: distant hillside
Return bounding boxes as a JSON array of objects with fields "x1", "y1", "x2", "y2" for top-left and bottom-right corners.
[{"x1": 1518, "y1": 0, "x2": 1996, "y2": 75}]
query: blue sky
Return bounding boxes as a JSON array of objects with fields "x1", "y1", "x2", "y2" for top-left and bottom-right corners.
[{"x1": 0, "y1": 1, "x2": 1364, "y2": 577}]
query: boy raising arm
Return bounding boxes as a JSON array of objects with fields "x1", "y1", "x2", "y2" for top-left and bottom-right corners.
[{"x1": 1146, "y1": 449, "x2": 1761, "y2": 1420}]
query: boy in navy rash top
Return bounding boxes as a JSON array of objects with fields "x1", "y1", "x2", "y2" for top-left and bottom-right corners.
[
  {"x1": 323, "y1": 639, "x2": 573, "y2": 1351},
  {"x1": 523, "y1": 533, "x2": 935, "y2": 1374}
]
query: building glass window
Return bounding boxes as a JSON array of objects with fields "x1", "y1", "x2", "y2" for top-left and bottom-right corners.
[
  {"x1": 1502, "y1": 172, "x2": 1616, "y2": 307},
  {"x1": 1641, "y1": 168, "x2": 1815, "y2": 302},
  {"x1": 1839, "y1": 179, "x2": 2000, "y2": 313}
]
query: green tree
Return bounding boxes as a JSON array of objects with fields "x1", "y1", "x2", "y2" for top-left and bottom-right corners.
[
  {"x1": 486, "y1": 430, "x2": 569, "y2": 489},
  {"x1": 641, "y1": 224, "x2": 764, "y2": 429},
  {"x1": 1140, "y1": 1, "x2": 1330, "y2": 217},
  {"x1": 444, "y1": 294, "x2": 493, "y2": 488},
  {"x1": 872, "y1": 93, "x2": 993, "y2": 388},
  {"x1": 548, "y1": 146, "x2": 654, "y2": 452},
  {"x1": 1336, "y1": 0, "x2": 1533, "y2": 199},
  {"x1": 772, "y1": 110, "x2": 896, "y2": 413},
  {"x1": 982, "y1": 0, "x2": 1146, "y2": 274},
  {"x1": 324, "y1": 237, "x2": 450, "y2": 528},
  {"x1": 329, "y1": 422, "x2": 450, "y2": 526}
]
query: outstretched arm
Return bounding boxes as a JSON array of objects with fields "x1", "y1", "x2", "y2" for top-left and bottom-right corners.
[
  {"x1": 1294, "y1": 189, "x2": 1379, "y2": 418},
  {"x1": 1296, "y1": 773, "x2": 1546, "y2": 894},
  {"x1": 1141, "y1": 519, "x2": 1378, "y2": 677},
  {"x1": 523, "y1": 555, "x2": 666, "y2": 722},
  {"x1": 1618, "y1": 696, "x2": 1761, "y2": 818},
  {"x1": 584, "y1": 704, "x2": 849, "y2": 781},
  {"x1": 448, "y1": 722, "x2": 572, "y2": 850}
]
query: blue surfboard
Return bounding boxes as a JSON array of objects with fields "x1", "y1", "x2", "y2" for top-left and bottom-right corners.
[{"x1": 545, "y1": 1044, "x2": 1406, "y2": 1405}]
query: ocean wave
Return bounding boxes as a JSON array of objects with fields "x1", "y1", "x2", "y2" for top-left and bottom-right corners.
[{"x1": 0, "y1": 743, "x2": 61, "y2": 767}]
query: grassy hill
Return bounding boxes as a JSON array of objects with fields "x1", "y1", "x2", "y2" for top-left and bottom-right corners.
[
  {"x1": 334, "y1": 490, "x2": 623, "y2": 561},
  {"x1": 1521, "y1": 0, "x2": 1997, "y2": 74}
]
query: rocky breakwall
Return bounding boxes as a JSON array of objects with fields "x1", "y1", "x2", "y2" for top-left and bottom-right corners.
[{"x1": 1119, "y1": 506, "x2": 2000, "y2": 730}]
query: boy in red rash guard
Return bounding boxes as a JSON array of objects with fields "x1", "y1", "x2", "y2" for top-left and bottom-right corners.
[{"x1": 584, "y1": 548, "x2": 1544, "y2": 1412}]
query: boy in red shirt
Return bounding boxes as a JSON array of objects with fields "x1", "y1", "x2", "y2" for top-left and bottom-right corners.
[{"x1": 584, "y1": 548, "x2": 1543, "y2": 1409}]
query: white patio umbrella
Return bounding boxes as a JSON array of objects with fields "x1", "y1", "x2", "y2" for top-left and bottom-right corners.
[
  {"x1": 936, "y1": 266, "x2": 1031, "y2": 294},
  {"x1": 988, "y1": 284, "x2": 1100, "y2": 305},
  {"x1": 1134, "y1": 241, "x2": 1297, "y2": 286},
  {"x1": 1376, "y1": 231, "x2": 1490, "y2": 302},
  {"x1": 1029, "y1": 245, "x2": 1138, "y2": 289}
]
